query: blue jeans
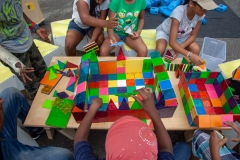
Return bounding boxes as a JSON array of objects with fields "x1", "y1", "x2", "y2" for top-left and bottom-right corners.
[
  {"x1": 173, "y1": 142, "x2": 191, "y2": 160},
  {"x1": 0, "y1": 87, "x2": 74, "y2": 160},
  {"x1": 158, "y1": 142, "x2": 191, "y2": 160}
]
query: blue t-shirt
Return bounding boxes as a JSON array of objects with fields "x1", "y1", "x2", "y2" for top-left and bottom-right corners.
[
  {"x1": 74, "y1": 141, "x2": 175, "y2": 160},
  {"x1": 0, "y1": 0, "x2": 32, "y2": 53}
]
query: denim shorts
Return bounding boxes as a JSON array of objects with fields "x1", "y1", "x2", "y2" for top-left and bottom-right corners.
[
  {"x1": 115, "y1": 33, "x2": 128, "y2": 41},
  {"x1": 156, "y1": 29, "x2": 189, "y2": 44},
  {"x1": 68, "y1": 19, "x2": 91, "y2": 37}
]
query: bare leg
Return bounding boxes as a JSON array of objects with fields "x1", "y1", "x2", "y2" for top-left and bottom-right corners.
[
  {"x1": 156, "y1": 39, "x2": 168, "y2": 56},
  {"x1": 99, "y1": 34, "x2": 120, "y2": 56},
  {"x1": 185, "y1": 42, "x2": 200, "y2": 55},
  {"x1": 88, "y1": 28, "x2": 105, "y2": 47},
  {"x1": 125, "y1": 36, "x2": 148, "y2": 57},
  {"x1": 65, "y1": 30, "x2": 83, "y2": 56}
]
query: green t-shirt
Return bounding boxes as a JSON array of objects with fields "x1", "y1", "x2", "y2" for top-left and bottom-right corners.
[{"x1": 109, "y1": 0, "x2": 147, "y2": 36}]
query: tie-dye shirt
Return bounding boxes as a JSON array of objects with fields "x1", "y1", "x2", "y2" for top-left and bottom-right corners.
[{"x1": 0, "y1": 0, "x2": 32, "y2": 53}]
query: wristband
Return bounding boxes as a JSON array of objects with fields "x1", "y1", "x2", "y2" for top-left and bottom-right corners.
[
  {"x1": 28, "y1": 22, "x2": 39, "y2": 32},
  {"x1": 187, "y1": 51, "x2": 192, "y2": 59}
]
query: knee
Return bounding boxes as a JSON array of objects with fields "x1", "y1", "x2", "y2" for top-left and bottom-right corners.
[
  {"x1": 65, "y1": 41, "x2": 76, "y2": 52},
  {"x1": 191, "y1": 44, "x2": 200, "y2": 55},
  {"x1": 156, "y1": 45, "x2": 165, "y2": 56},
  {"x1": 96, "y1": 36, "x2": 104, "y2": 47},
  {"x1": 137, "y1": 45, "x2": 148, "y2": 57},
  {"x1": 1, "y1": 87, "x2": 20, "y2": 96},
  {"x1": 99, "y1": 46, "x2": 110, "y2": 56}
]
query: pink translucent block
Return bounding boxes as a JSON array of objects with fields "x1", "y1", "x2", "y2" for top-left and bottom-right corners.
[
  {"x1": 204, "y1": 84, "x2": 215, "y2": 91},
  {"x1": 117, "y1": 67, "x2": 125, "y2": 73},
  {"x1": 99, "y1": 88, "x2": 108, "y2": 95}
]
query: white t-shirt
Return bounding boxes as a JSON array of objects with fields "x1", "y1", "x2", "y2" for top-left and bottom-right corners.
[
  {"x1": 156, "y1": 5, "x2": 205, "y2": 38},
  {"x1": 72, "y1": 0, "x2": 110, "y2": 29}
]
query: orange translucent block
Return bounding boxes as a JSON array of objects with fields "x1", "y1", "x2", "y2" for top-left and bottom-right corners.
[
  {"x1": 198, "y1": 115, "x2": 210, "y2": 128},
  {"x1": 210, "y1": 115, "x2": 222, "y2": 127},
  {"x1": 126, "y1": 79, "x2": 135, "y2": 86},
  {"x1": 98, "y1": 61, "x2": 117, "y2": 74},
  {"x1": 219, "y1": 94, "x2": 227, "y2": 105},
  {"x1": 211, "y1": 99, "x2": 222, "y2": 107},
  {"x1": 233, "y1": 69, "x2": 240, "y2": 80},
  {"x1": 72, "y1": 106, "x2": 83, "y2": 113},
  {"x1": 40, "y1": 72, "x2": 62, "y2": 87}
]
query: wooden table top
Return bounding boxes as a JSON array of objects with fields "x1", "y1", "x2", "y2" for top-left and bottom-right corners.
[{"x1": 24, "y1": 56, "x2": 229, "y2": 130}]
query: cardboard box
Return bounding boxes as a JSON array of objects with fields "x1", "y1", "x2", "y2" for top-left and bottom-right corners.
[{"x1": 22, "y1": 0, "x2": 45, "y2": 24}]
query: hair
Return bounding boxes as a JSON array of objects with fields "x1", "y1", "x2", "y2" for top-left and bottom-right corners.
[
  {"x1": 89, "y1": 0, "x2": 97, "y2": 17},
  {"x1": 183, "y1": 0, "x2": 198, "y2": 5},
  {"x1": 89, "y1": 0, "x2": 101, "y2": 17},
  {"x1": 183, "y1": 0, "x2": 190, "y2": 5}
]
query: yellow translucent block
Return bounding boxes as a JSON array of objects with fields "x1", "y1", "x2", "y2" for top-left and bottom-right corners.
[
  {"x1": 128, "y1": 97, "x2": 135, "y2": 102},
  {"x1": 109, "y1": 95, "x2": 118, "y2": 103},
  {"x1": 219, "y1": 59, "x2": 240, "y2": 79},
  {"x1": 125, "y1": 59, "x2": 143, "y2": 73},
  {"x1": 51, "y1": 19, "x2": 70, "y2": 37},
  {"x1": 108, "y1": 80, "x2": 117, "y2": 87},
  {"x1": 128, "y1": 101, "x2": 134, "y2": 108},
  {"x1": 190, "y1": 108, "x2": 197, "y2": 120},
  {"x1": 117, "y1": 61, "x2": 126, "y2": 67},
  {"x1": 34, "y1": 39, "x2": 58, "y2": 57},
  {"x1": 0, "y1": 63, "x2": 14, "y2": 83},
  {"x1": 134, "y1": 72, "x2": 143, "y2": 79},
  {"x1": 126, "y1": 73, "x2": 134, "y2": 79}
]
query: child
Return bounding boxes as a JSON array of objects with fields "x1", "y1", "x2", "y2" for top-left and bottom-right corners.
[
  {"x1": 155, "y1": 0, "x2": 218, "y2": 65},
  {"x1": 74, "y1": 88, "x2": 191, "y2": 160},
  {"x1": 193, "y1": 122, "x2": 240, "y2": 160},
  {"x1": 99, "y1": 0, "x2": 148, "y2": 57},
  {"x1": 0, "y1": 0, "x2": 50, "y2": 100},
  {"x1": 65, "y1": 0, "x2": 119, "y2": 56}
]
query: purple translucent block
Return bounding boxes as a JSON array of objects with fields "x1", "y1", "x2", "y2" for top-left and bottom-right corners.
[
  {"x1": 100, "y1": 75, "x2": 108, "y2": 81},
  {"x1": 81, "y1": 60, "x2": 90, "y2": 68},
  {"x1": 117, "y1": 87, "x2": 127, "y2": 93},
  {"x1": 228, "y1": 97, "x2": 237, "y2": 109}
]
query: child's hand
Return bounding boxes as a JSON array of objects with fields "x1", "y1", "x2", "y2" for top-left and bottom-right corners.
[
  {"x1": 132, "y1": 88, "x2": 157, "y2": 117},
  {"x1": 224, "y1": 121, "x2": 240, "y2": 142},
  {"x1": 108, "y1": 15, "x2": 119, "y2": 29},
  {"x1": 233, "y1": 95, "x2": 239, "y2": 100},
  {"x1": 109, "y1": 35, "x2": 117, "y2": 45},
  {"x1": 90, "y1": 97, "x2": 102, "y2": 111},
  {"x1": 189, "y1": 54, "x2": 204, "y2": 66},
  {"x1": 130, "y1": 32, "x2": 139, "y2": 40},
  {"x1": 210, "y1": 130, "x2": 228, "y2": 151}
]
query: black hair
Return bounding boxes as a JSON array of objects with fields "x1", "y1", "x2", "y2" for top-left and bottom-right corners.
[
  {"x1": 89, "y1": 0, "x2": 97, "y2": 17},
  {"x1": 183, "y1": 0, "x2": 190, "y2": 5},
  {"x1": 183, "y1": 0, "x2": 198, "y2": 5}
]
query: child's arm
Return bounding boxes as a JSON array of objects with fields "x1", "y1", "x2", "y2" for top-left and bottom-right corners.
[
  {"x1": 169, "y1": 18, "x2": 204, "y2": 65},
  {"x1": 74, "y1": 98, "x2": 102, "y2": 145},
  {"x1": 89, "y1": 9, "x2": 109, "y2": 43},
  {"x1": 0, "y1": 45, "x2": 34, "y2": 83},
  {"x1": 77, "y1": 1, "x2": 118, "y2": 28},
  {"x1": 210, "y1": 131, "x2": 228, "y2": 160},
  {"x1": 107, "y1": 11, "x2": 117, "y2": 44},
  {"x1": 133, "y1": 88, "x2": 173, "y2": 154},
  {"x1": 179, "y1": 21, "x2": 201, "y2": 49},
  {"x1": 130, "y1": 10, "x2": 145, "y2": 39}
]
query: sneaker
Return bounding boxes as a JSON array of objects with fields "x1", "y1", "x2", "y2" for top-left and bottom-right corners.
[{"x1": 29, "y1": 127, "x2": 45, "y2": 140}]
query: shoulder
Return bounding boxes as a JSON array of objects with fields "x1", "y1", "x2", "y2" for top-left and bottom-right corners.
[
  {"x1": 172, "y1": 5, "x2": 186, "y2": 14},
  {"x1": 101, "y1": 0, "x2": 110, "y2": 7},
  {"x1": 158, "y1": 152, "x2": 175, "y2": 160},
  {"x1": 170, "y1": 5, "x2": 185, "y2": 22}
]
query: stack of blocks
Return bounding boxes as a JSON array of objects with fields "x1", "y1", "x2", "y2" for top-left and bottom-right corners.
[
  {"x1": 72, "y1": 51, "x2": 178, "y2": 123},
  {"x1": 178, "y1": 71, "x2": 238, "y2": 128}
]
